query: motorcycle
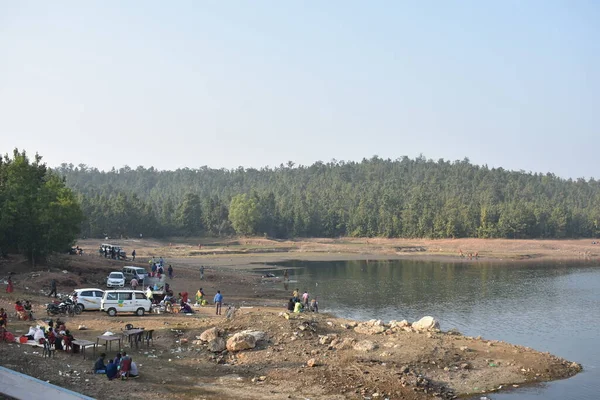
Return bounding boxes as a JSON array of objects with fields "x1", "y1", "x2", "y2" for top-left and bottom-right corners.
[{"x1": 46, "y1": 298, "x2": 82, "y2": 317}]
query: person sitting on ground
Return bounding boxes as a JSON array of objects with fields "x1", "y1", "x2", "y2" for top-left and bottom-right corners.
[
  {"x1": 180, "y1": 302, "x2": 194, "y2": 314},
  {"x1": 94, "y1": 353, "x2": 107, "y2": 374},
  {"x1": 287, "y1": 298, "x2": 295, "y2": 312},
  {"x1": 129, "y1": 358, "x2": 139, "y2": 378},
  {"x1": 106, "y1": 359, "x2": 118, "y2": 380},
  {"x1": 33, "y1": 326, "x2": 45, "y2": 342},
  {"x1": 25, "y1": 326, "x2": 36, "y2": 340},
  {"x1": 114, "y1": 352, "x2": 122, "y2": 365},
  {"x1": 293, "y1": 300, "x2": 303, "y2": 313},
  {"x1": 292, "y1": 289, "x2": 299, "y2": 303},
  {"x1": 119, "y1": 354, "x2": 132, "y2": 379}
]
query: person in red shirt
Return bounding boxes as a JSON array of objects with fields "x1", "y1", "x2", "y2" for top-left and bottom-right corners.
[
  {"x1": 179, "y1": 292, "x2": 188, "y2": 303},
  {"x1": 15, "y1": 301, "x2": 27, "y2": 320}
]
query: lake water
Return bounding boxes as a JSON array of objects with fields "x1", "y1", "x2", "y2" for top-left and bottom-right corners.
[{"x1": 275, "y1": 259, "x2": 600, "y2": 400}]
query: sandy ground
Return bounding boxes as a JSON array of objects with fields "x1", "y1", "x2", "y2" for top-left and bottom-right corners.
[{"x1": 0, "y1": 237, "x2": 589, "y2": 399}]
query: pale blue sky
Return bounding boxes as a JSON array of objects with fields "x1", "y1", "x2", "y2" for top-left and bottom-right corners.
[{"x1": 1, "y1": 1, "x2": 598, "y2": 178}]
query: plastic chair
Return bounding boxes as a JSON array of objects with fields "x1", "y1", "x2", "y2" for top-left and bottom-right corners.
[{"x1": 42, "y1": 339, "x2": 56, "y2": 358}]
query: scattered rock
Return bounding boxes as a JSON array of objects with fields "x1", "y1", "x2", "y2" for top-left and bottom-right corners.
[
  {"x1": 353, "y1": 340, "x2": 377, "y2": 352},
  {"x1": 333, "y1": 338, "x2": 355, "y2": 350},
  {"x1": 239, "y1": 330, "x2": 267, "y2": 342},
  {"x1": 306, "y1": 358, "x2": 318, "y2": 367},
  {"x1": 354, "y1": 322, "x2": 385, "y2": 335},
  {"x1": 226, "y1": 332, "x2": 256, "y2": 352},
  {"x1": 412, "y1": 316, "x2": 440, "y2": 331},
  {"x1": 200, "y1": 327, "x2": 221, "y2": 342},
  {"x1": 207, "y1": 337, "x2": 226, "y2": 353}
]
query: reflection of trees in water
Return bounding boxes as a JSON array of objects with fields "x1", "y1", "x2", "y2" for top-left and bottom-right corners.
[{"x1": 277, "y1": 259, "x2": 600, "y2": 317}]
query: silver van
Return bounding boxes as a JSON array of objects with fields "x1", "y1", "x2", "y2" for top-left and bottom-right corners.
[{"x1": 122, "y1": 266, "x2": 147, "y2": 283}]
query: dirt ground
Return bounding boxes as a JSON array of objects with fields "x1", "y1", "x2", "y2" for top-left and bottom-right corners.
[{"x1": 0, "y1": 237, "x2": 588, "y2": 399}]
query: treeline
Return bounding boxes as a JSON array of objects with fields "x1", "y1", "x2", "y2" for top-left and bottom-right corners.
[
  {"x1": 56, "y1": 156, "x2": 600, "y2": 240},
  {"x1": 0, "y1": 150, "x2": 82, "y2": 262}
]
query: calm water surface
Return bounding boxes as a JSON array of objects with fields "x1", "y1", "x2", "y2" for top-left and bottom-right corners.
[{"x1": 274, "y1": 259, "x2": 600, "y2": 400}]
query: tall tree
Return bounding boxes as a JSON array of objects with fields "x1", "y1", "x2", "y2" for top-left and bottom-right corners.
[{"x1": 0, "y1": 150, "x2": 83, "y2": 262}]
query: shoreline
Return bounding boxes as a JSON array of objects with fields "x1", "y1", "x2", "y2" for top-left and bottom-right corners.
[{"x1": 0, "y1": 237, "x2": 592, "y2": 399}]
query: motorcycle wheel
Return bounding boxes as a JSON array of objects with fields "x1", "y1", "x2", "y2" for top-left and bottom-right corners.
[{"x1": 74, "y1": 305, "x2": 82, "y2": 315}]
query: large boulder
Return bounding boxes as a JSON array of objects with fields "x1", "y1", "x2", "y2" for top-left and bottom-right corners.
[
  {"x1": 353, "y1": 340, "x2": 378, "y2": 352},
  {"x1": 226, "y1": 332, "x2": 257, "y2": 352},
  {"x1": 200, "y1": 327, "x2": 220, "y2": 342},
  {"x1": 412, "y1": 316, "x2": 440, "y2": 331},
  {"x1": 207, "y1": 337, "x2": 226, "y2": 353}
]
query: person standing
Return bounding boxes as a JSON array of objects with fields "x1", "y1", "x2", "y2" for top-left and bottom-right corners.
[
  {"x1": 283, "y1": 269, "x2": 289, "y2": 281},
  {"x1": 200, "y1": 265, "x2": 205, "y2": 280},
  {"x1": 302, "y1": 290, "x2": 309, "y2": 308},
  {"x1": 130, "y1": 277, "x2": 138, "y2": 290},
  {"x1": 48, "y1": 279, "x2": 57, "y2": 298},
  {"x1": 6, "y1": 276, "x2": 13, "y2": 293},
  {"x1": 168, "y1": 265, "x2": 173, "y2": 279},
  {"x1": 213, "y1": 290, "x2": 223, "y2": 315},
  {"x1": 132, "y1": 249, "x2": 136, "y2": 261}
]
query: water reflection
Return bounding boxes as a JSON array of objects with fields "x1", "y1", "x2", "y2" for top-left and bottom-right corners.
[{"x1": 273, "y1": 259, "x2": 600, "y2": 400}]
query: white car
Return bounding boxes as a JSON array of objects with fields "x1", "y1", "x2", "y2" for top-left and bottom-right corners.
[
  {"x1": 106, "y1": 272, "x2": 125, "y2": 288},
  {"x1": 101, "y1": 290, "x2": 152, "y2": 316},
  {"x1": 70, "y1": 288, "x2": 104, "y2": 311}
]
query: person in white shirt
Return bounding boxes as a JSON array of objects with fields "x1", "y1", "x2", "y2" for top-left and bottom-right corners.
[{"x1": 129, "y1": 359, "x2": 139, "y2": 377}]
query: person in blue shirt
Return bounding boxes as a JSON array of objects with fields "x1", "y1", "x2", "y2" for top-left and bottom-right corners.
[
  {"x1": 93, "y1": 353, "x2": 107, "y2": 374},
  {"x1": 213, "y1": 290, "x2": 223, "y2": 315},
  {"x1": 106, "y1": 359, "x2": 118, "y2": 380}
]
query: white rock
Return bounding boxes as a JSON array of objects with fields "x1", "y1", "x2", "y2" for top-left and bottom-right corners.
[{"x1": 412, "y1": 316, "x2": 440, "y2": 331}]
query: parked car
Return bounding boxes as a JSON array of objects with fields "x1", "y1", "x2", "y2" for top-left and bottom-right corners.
[
  {"x1": 70, "y1": 288, "x2": 104, "y2": 311},
  {"x1": 122, "y1": 266, "x2": 147, "y2": 283},
  {"x1": 101, "y1": 290, "x2": 152, "y2": 316},
  {"x1": 106, "y1": 272, "x2": 125, "y2": 288}
]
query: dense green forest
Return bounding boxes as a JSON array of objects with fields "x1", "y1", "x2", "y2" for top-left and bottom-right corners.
[
  {"x1": 0, "y1": 150, "x2": 82, "y2": 262},
  {"x1": 56, "y1": 156, "x2": 600, "y2": 240}
]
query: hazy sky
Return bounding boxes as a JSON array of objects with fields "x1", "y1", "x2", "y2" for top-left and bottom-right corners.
[{"x1": 1, "y1": 1, "x2": 598, "y2": 178}]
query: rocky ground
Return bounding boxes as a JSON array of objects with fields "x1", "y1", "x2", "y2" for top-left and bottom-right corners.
[{"x1": 0, "y1": 238, "x2": 586, "y2": 399}]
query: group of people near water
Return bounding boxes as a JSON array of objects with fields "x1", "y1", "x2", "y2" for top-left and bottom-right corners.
[{"x1": 287, "y1": 288, "x2": 318, "y2": 313}]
